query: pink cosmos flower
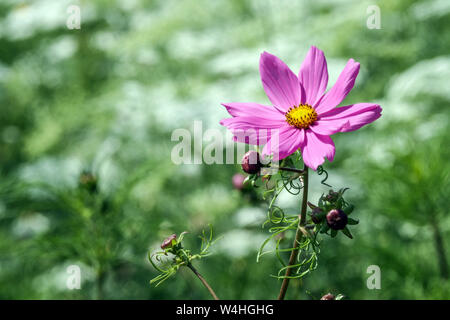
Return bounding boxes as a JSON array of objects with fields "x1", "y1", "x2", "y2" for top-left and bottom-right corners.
[{"x1": 220, "y1": 46, "x2": 382, "y2": 170}]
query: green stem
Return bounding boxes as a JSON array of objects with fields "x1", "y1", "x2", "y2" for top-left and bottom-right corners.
[
  {"x1": 430, "y1": 218, "x2": 448, "y2": 279},
  {"x1": 278, "y1": 167, "x2": 306, "y2": 174},
  {"x1": 277, "y1": 166, "x2": 308, "y2": 300},
  {"x1": 96, "y1": 269, "x2": 105, "y2": 300},
  {"x1": 187, "y1": 263, "x2": 220, "y2": 300},
  {"x1": 264, "y1": 165, "x2": 306, "y2": 174}
]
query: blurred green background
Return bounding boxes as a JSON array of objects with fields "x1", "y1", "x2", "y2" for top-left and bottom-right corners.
[{"x1": 0, "y1": 0, "x2": 449, "y2": 299}]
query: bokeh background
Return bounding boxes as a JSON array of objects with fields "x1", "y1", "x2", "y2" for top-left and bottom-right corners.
[{"x1": 0, "y1": 0, "x2": 449, "y2": 299}]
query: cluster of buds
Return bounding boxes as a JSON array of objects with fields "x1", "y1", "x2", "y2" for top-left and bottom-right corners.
[
  {"x1": 149, "y1": 227, "x2": 216, "y2": 287},
  {"x1": 307, "y1": 189, "x2": 358, "y2": 239},
  {"x1": 149, "y1": 232, "x2": 192, "y2": 286}
]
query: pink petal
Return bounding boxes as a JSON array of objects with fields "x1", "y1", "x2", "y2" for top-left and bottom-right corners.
[
  {"x1": 301, "y1": 131, "x2": 335, "y2": 170},
  {"x1": 260, "y1": 51, "x2": 304, "y2": 111},
  {"x1": 287, "y1": 129, "x2": 306, "y2": 157},
  {"x1": 220, "y1": 109, "x2": 286, "y2": 145},
  {"x1": 220, "y1": 116, "x2": 285, "y2": 130},
  {"x1": 298, "y1": 46, "x2": 328, "y2": 106},
  {"x1": 230, "y1": 127, "x2": 274, "y2": 145},
  {"x1": 309, "y1": 119, "x2": 350, "y2": 136},
  {"x1": 221, "y1": 102, "x2": 285, "y2": 119},
  {"x1": 318, "y1": 103, "x2": 382, "y2": 132},
  {"x1": 262, "y1": 126, "x2": 303, "y2": 161},
  {"x1": 315, "y1": 59, "x2": 360, "y2": 114}
]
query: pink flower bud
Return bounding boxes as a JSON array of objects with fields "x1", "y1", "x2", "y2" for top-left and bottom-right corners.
[
  {"x1": 320, "y1": 293, "x2": 335, "y2": 300},
  {"x1": 241, "y1": 151, "x2": 262, "y2": 174},
  {"x1": 161, "y1": 234, "x2": 177, "y2": 249},
  {"x1": 326, "y1": 209, "x2": 348, "y2": 230},
  {"x1": 232, "y1": 173, "x2": 246, "y2": 190}
]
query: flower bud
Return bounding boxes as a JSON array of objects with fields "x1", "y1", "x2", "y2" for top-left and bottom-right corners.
[
  {"x1": 320, "y1": 293, "x2": 335, "y2": 300},
  {"x1": 241, "y1": 151, "x2": 262, "y2": 174},
  {"x1": 325, "y1": 190, "x2": 339, "y2": 202},
  {"x1": 326, "y1": 209, "x2": 348, "y2": 230},
  {"x1": 79, "y1": 171, "x2": 97, "y2": 194},
  {"x1": 232, "y1": 173, "x2": 246, "y2": 190},
  {"x1": 161, "y1": 234, "x2": 177, "y2": 249},
  {"x1": 307, "y1": 201, "x2": 318, "y2": 210},
  {"x1": 311, "y1": 207, "x2": 324, "y2": 224}
]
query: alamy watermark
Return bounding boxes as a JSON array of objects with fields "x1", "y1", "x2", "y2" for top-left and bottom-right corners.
[
  {"x1": 66, "y1": 264, "x2": 81, "y2": 290},
  {"x1": 366, "y1": 265, "x2": 381, "y2": 289},
  {"x1": 66, "y1": 5, "x2": 81, "y2": 30},
  {"x1": 366, "y1": 5, "x2": 381, "y2": 29},
  {"x1": 171, "y1": 121, "x2": 280, "y2": 170}
]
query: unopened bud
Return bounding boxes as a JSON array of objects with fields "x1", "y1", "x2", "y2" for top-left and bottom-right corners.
[
  {"x1": 311, "y1": 207, "x2": 324, "y2": 224},
  {"x1": 320, "y1": 293, "x2": 335, "y2": 300},
  {"x1": 161, "y1": 234, "x2": 177, "y2": 249},
  {"x1": 232, "y1": 173, "x2": 246, "y2": 190},
  {"x1": 326, "y1": 209, "x2": 348, "y2": 230},
  {"x1": 241, "y1": 151, "x2": 262, "y2": 174},
  {"x1": 79, "y1": 171, "x2": 97, "y2": 194},
  {"x1": 325, "y1": 190, "x2": 339, "y2": 202}
]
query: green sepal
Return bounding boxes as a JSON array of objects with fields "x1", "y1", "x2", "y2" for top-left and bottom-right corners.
[
  {"x1": 343, "y1": 204, "x2": 354, "y2": 215},
  {"x1": 347, "y1": 217, "x2": 359, "y2": 225},
  {"x1": 243, "y1": 174, "x2": 256, "y2": 184},
  {"x1": 318, "y1": 194, "x2": 324, "y2": 207},
  {"x1": 307, "y1": 201, "x2": 318, "y2": 209},
  {"x1": 330, "y1": 229, "x2": 337, "y2": 238},
  {"x1": 336, "y1": 197, "x2": 344, "y2": 209},
  {"x1": 320, "y1": 223, "x2": 330, "y2": 234},
  {"x1": 177, "y1": 231, "x2": 189, "y2": 243},
  {"x1": 342, "y1": 227, "x2": 353, "y2": 239}
]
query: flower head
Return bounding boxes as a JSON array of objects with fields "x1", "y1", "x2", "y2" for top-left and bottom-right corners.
[{"x1": 220, "y1": 46, "x2": 382, "y2": 170}]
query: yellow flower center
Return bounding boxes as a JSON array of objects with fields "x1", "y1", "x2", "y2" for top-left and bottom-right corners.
[{"x1": 285, "y1": 104, "x2": 317, "y2": 129}]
